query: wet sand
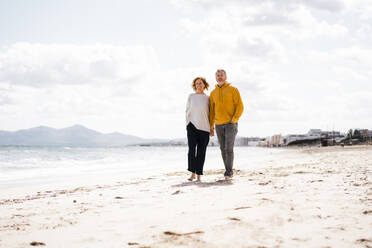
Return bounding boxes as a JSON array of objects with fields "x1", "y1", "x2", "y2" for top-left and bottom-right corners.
[{"x1": 0, "y1": 145, "x2": 371, "y2": 248}]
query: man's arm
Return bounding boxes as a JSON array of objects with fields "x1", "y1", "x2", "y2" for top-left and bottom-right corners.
[
  {"x1": 231, "y1": 88, "x2": 244, "y2": 123},
  {"x1": 209, "y1": 94, "x2": 215, "y2": 131}
]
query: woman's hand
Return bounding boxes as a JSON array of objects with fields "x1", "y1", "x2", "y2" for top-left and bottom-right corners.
[{"x1": 210, "y1": 129, "x2": 214, "y2": 136}]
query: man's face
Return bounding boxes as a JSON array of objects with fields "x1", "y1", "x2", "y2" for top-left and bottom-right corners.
[{"x1": 216, "y1": 71, "x2": 226, "y2": 83}]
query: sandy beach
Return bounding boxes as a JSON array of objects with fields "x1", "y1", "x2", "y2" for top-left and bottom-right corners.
[{"x1": 0, "y1": 145, "x2": 371, "y2": 248}]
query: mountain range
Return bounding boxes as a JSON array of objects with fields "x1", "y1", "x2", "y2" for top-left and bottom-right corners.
[{"x1": 0, "y1": 124, "x2": 166, "y2": 147}]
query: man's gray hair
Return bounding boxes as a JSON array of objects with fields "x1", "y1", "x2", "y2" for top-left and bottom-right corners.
[{"x1": 215, "y1": 69, "x2": 226, "y2": 75}]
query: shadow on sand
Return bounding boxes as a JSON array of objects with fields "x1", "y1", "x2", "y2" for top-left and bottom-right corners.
[{"x1": 171, "y1": 179, "x2": 233, "y2": 188}]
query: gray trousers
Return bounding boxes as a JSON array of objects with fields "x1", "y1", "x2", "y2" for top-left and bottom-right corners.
[{"x1": 215, "y1": 122, "x2": 238, "y2": 177}]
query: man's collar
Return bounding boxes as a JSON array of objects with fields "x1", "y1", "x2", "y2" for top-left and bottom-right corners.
[{"x1": 217, "y1": 81, "x2": 229, "y2": 88}]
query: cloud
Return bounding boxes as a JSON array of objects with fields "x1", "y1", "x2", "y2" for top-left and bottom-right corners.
[
  {"x1": 0, "y1": 94, "x2": 13, "y2": 106},
  {"x1": 170, "y1": 0, "x2": 372, "y2": 135},
  {"x1": 0, "y1": 43, "x2": 165, "y2": 137},
  {"x1": 171, "y1": 0, "x2": 346, "y2": 12},
  {"x1": 1, "y1": 1, "x2": 372, "y2": 138},
  {"x1": 0, "y1": 43, "x2": 226, "y2": 138},
  {"x1": 0, "y1": 43, "x2": 158, "y2": 89},
  {"x1": 301, "y1": 0, "x2": 346, "y2": 12}
]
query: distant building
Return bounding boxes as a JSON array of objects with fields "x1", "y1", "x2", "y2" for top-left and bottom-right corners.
[
  {"x1": 308, "y1": 129, "x2": 341, "y2": 137},
  {"x1": 270, "y1": 134, "x2": 283, "y2": 147},
  {"x1": 247, "y1": 137, "x2": 262, "y2": 146},
  {"x1": 258, "y1": 137, "x2": 270, "y2": 147},
  {"x1": 321, "y1": 131, "x2": 341, "y2": 137},
  {"x1": 357, "y1": 129, "x2": 372, "y2": 138},
  {"x1": 283, "y1": 134, "x2": 308, "y2": 145},
  {"x1": 308, "y1": 129, "x2": 322, "y2": 137},
  {"x1": 235, "y1": 137, "x2": 249, "y2": 146}
]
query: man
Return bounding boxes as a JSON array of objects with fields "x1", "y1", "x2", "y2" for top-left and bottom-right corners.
[{"x1": 209, "y1": 69, "x2": 244, "y2": 180}]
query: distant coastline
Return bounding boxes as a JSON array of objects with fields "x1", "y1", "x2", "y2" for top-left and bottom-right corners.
[{"x1": 1, "y1": 124, "x2": 371, "y2": 148}]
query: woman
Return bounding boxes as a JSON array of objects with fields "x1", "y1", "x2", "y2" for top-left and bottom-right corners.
[{"x1": 185, "y1": 77, "x2": 210, "y2": 182}]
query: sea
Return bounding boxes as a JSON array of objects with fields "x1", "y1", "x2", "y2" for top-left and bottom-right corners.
[{"x1": 0, "y1": 146, "x2": 289, "y2": 191}]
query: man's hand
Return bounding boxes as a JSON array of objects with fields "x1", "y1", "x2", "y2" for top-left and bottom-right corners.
[{"x1": 210, "y1": 129, "x2": 214, "y2": 136}]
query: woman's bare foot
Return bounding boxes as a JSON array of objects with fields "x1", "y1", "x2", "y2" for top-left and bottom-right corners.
[
  {"x1": 196, "y1": 175, "x2": 201, "y2": 181},
  {"x1": 188, "y1": 173, "x2": 196, "y2": 181}
]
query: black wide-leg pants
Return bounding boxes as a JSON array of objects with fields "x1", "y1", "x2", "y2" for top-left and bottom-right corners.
[{"x1": 186, "y1": 122, "x2": 210, "y2": 175}]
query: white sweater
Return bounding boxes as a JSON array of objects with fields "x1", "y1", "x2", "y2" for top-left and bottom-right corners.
[{"x1": 185, "y1": 93, "x2": 210, "y2": 133}]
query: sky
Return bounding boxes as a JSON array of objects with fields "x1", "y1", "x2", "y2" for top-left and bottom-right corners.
[{"x1": 0, "y1": 0, "x2": 371, "y2": 139}]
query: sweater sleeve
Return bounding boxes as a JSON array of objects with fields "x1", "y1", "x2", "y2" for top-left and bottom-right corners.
[
  {"x1": 209, "y1": 93, "x2": 215, "y2": 130},
  {"x1": 185, "y1": 94, "x2": 191, "y2": 125},
  {"x1": 231, "y1": 88, "x2": 244, "y2": 123}
]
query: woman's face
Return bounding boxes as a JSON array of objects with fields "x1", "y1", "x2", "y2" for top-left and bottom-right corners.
[{"x1": 195, "y1": 79, "x2": 205, "y2": 92}]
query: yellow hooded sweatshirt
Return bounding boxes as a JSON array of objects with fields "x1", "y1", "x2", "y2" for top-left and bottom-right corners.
[{"x1": 209, "y1": 82, "x2": 244, "y2": 131}]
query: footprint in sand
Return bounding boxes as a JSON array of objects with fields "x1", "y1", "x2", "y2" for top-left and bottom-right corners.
[
  {"x1": 291, "y1": 237, "x2": 309, "y2": 242},
  {"x1": 163, "y1": 230, "x2": 204, "y2": 236},
  {"x1": 234, "y1": 206, "x2": 251, "y2": 210},
  {"x1": 258, "y1": 180, "x2": 271, "y2": 185},
  {"x1": 261, "y1": 197, "x2": 274, "y2": 202},
  {"x1": 228, "y1": 217, "x2": 241, "y2": 221},
  {"x1": 30, "y1": 241, "x2": 46, "y2": 246},
  {"x1": 128, "y1": 242, "x2": 139, "y2": 246},
  {"x1": 356, "y1": 238, "x2": 372, "y2": 245}
]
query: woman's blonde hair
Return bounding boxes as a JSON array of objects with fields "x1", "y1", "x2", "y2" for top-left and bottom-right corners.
[{"x1": 191, "y1": 77, "x2": 209, "y2": 91}]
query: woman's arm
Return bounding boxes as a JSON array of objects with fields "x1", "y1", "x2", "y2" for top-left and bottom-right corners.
[{"x1": 185, "y1": 94, "x2": 191, "y2": 124}]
